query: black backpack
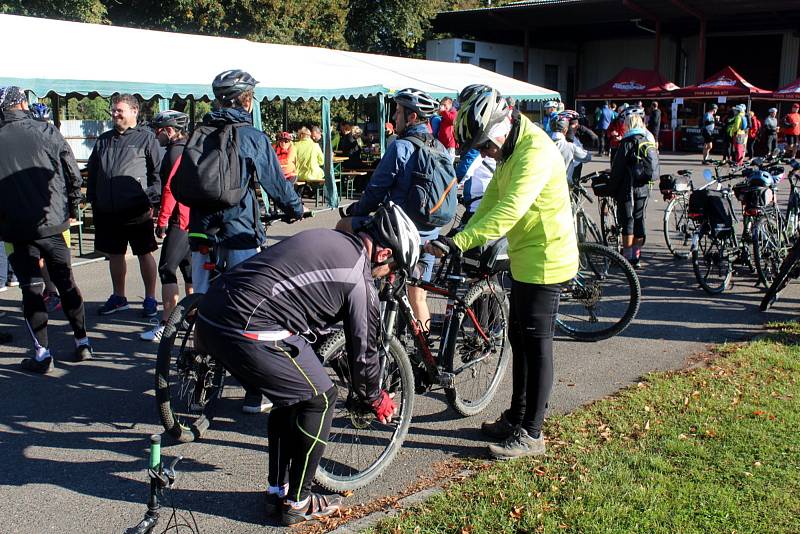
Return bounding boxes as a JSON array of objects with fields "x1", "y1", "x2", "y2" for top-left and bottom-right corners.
[
  {"x1": 172, "y1": 122, "x2": 249, "y2": 211},
  {"x1": 402, "y1": 134, "x2": 458, "y2": 230}
]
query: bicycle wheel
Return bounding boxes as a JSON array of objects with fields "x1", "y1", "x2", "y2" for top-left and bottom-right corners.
[
  {"x1": 556, "y1": 242, "x2": 641, "y2": 341},
  {"x1": 444, "y1": 279, "x2": 511, "y2": 416},
  {"x1": 761, "y1": 243, "x2": 800, "y2": 311},
  {"x1": 663, "y1": 195, "x2": 695, "y2": 259},
  {"x1": 314, "y1": 332, "x2": 414, "y2": 492},
  {"x1": 785, "y1": 193, "x2": 800, "y2": 241},
  {"x1": 753, "y1": 215, "x2": 787, "y2": 287},
  {"x1": 599, "y1": 199, "x2": 619, "y2": 251},
  {"x1": 576, "y1": 210, "x2": 603, "y2": 244},
  {"x1": 691, "y1": 230, "x2": 733, "y2": 294},
  {"x1": 156, "y1": 293, "x2": 226, "y2": 443}
]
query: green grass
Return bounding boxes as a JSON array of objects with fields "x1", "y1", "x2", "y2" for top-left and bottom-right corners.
[{"x1": 369, "y1": 325, "x2": 800, "y2": 534}]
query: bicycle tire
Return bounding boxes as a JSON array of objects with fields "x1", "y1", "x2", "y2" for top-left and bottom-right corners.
[
  {"x1": 599, "y1": 198, "x2": 619, "y2": 252},
  {"x1": 155, "y1": 293, "x2": 225, "y2": 443},
  {"x1": 663, "y1": 195, "x2": 695, "y2": 259},
  {"x1": 314, "y1": 331, "x2": 414, "y2": 492},
  {"x1": 761, "y1": 244, "x2": 800, "y2": 311},
  {"x1": 444, "y1": 280, "x2": 511, "y2": 416},
  {"x1": 576, "y1": 210, "x2": 603, "y2": 245},
  {"x1": 691, "y1": 230, "x2": 733, "y2": 294},
  {"x1": 556, "y1": 242, "x2": 641, "y2": 341},
  {"x1": 752, "y1": 215, "x2": 786, "y2": 287}
]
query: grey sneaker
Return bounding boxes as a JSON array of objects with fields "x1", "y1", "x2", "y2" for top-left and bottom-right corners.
[
  {"x1": 74, "y1": 344, "x2": 93, "y2": 361},
  {"x1": 481, "y1": 412, "x2": 516, "y2": 440},
  {"x1": 488, "y1": 427, "x2": 545, "y2": 460},
  {"x1": 281, "y1": 493, "x2": 342, "y2": 526}
]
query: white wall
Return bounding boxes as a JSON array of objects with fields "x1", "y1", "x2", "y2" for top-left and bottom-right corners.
[{"x1": 426, "y1": 38, "x2": 575, "y2": 94}]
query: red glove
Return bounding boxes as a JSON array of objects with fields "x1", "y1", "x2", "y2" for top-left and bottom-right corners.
[{"x1": 371, "y1": 390, "x2": 396, "y2": 424}]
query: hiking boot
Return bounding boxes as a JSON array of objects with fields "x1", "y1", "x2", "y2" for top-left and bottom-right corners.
[
  {"x1": 142, "y1": 297, "x2": 158, "y2": 318},
  {"x1": 242, "y1": 392, "x2": 273, "y2": 414},
  {"x1": 265, "y1": 492, "x2": 284, "y2": 516},
  {"x1": 481, "y1": 412, "x2": 516, "y2": 440},
  {"x1": 281, "y1": 493, "x2": 342, "y2": 526},
  {"x1": 140, "y1": 322, "x2": 165, "y2": 342},
  {"x1": 488, "y1": 427, "x2": 545, "y2": 460},
  {"x1": 74, "y1": 344, "x2": 93, "y2": 361},
  {"x1": 98, "y1": 295, "x2": 129, "y2": 315},
  {"x1": 20, "y1": 356, "x2": 54, "y2": 374}
]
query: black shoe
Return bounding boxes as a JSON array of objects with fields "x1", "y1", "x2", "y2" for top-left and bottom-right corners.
[
  {"x1": 481, "y1": 412, "x2": 516, "y2": 440},
  {"x1": 20, "y1": 356, "x2": 54, "y2": 374},
  {"x1": 74, "y1": 344, "x2": 93, "y2": 361},
  {"x1": 265, "y1": 492, "x2": 284, "y2": 516},
  {"x1": 281, "y1": 493, "x2": 342, "y2": 526}
]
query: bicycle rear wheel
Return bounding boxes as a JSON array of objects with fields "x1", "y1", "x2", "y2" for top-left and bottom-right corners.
[
  {"x1": 599, "y1": 198, "x2": 620, "y2": 252},
  {"x1": 663, "y1": 195, "x2": 695, "y2": 259},
  {"x1": 315, "y1": 332, "x2": 414, "y2": 492},
  {"x1": 556, "y1": 242, "x2": 641, "y2": 341},
  {"x1": 753, "y1": 215, "x2": 787, "y2": 287},
  {"x1": 444, "y1": 279, "x2": 511, "y2": 416},
  {"x1": 691, "y1": 230, "x2": 733, "y2": 294},
  {"x1": 761, "y1": 243, "x2": 800, "y2": 311},
  {"x1": 156, "y1": 293, "x2": 226, "y2": 443}
]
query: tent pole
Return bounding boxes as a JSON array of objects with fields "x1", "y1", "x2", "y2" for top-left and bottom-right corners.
[
  {"x1": 52, "y1": 94, "x2": 62, "y2": 130},
  {"x1": 378, "y1": 93, "x2": 386, "y2": 157},
  {"x1": 252, "y1": 99, "x2": 263, "y2": 132},
  {"x1": 282, "y1": 99, "x2": 288, "y2": 132},
  {"x1": 189, "y1": 99, "x2": 196, "y2": 131},
  {"x1": 321, "y1": 98, "x2": 338, "y2": 208}
]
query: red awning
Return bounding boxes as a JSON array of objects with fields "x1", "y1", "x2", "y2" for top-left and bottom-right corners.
[
  {"x1": 673, "y1": 66, "x2": 770, "y2": 99},
  {"x1": 769, "y1": 78, "x2": 800, "y2": 102},
  {"x1": 576, "y1": 68, "x2": 680, "y2": 100}
]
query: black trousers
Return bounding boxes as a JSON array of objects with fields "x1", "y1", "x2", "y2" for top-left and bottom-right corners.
[
  {"x1": 158, "y1": 224, "x2": 192, "y2": 285},
  {"x1": 9, "y1": 233, "x2": 87, "y2": 349},
  {"x1": 504, "y1": 280, "x2": 561, "y2": 437}
]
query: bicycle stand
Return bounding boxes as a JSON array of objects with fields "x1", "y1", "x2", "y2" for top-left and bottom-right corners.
[{"x1": 128, "y1": 434, "x2": 183, "y2": 534}]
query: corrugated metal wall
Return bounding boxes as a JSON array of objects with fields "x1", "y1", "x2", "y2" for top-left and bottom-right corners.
[{"x1": 780, "y1": 31, "x2": 800, "y2": 86}]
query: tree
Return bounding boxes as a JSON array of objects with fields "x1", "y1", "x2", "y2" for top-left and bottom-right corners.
[
  {"x1": 345, "y1": 0, "x2": 446, "y2": 56},
  {"x1": 0, "y1": 0, "x2": 107, "y2": 23}
]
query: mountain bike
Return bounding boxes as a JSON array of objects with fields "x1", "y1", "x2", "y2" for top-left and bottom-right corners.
[
  {"x1": 662, "y1": 170, "x2": 697, "y2": 259},
  {"x1": 760, "y1": 239, "x2": 800, "y2": 310},
  {"x1": 571, "y1": 171, "x2": 603, "y2": 244},
  {"x1": 313, "y1": 240, "x2": 510, "y2": 492}
]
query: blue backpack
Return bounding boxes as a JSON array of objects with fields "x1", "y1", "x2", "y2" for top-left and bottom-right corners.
[{"x1": 402, "y1": 134, "x2": 458, "y2": 230}]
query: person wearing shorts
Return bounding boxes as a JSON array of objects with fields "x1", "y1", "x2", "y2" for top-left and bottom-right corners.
[
  {"x1": 141, "y1": 111, "x2": 193, "y2": 342},
  {"x1": 87, "y1": 93, "x2": 162, "y2": 318}
]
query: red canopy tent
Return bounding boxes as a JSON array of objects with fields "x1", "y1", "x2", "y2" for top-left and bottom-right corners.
[
  {"x1": 673, "y1": 66, "x2": 769, "y2": 99},
  {"x1": 769, "y1": 78, "x2": 800, "y2": 102},
  {"x1": 576, "y1": 68, "x2": 679, "y2": 100}
]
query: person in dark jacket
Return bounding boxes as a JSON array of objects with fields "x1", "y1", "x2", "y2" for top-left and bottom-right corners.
[
  {"x1": 611, "y1": 108, "x2": 657, "y2": 269},
  {"x1": 87, "y1": 93, "x2": 163, "y2": 318},
  {"x1": 647, "y1": 101, "x2": 661, "y2": 148},
  {"x1": 0, "y1": 86, "x2": 92, "y2": 374},
  {"x1": 190, "y1": 69, "x2": 305, "y2": 415}
]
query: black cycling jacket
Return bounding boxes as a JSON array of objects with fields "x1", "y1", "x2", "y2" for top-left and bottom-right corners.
[
  {"x1": 0, "y1": 109, "x2": 83, "y2": 241},
  {"x1": 87, "y1": 125, "x2": 163, "y2": 220},
  {"x1": 198, "y1": 228, "x2": 381, "y2": 402}
]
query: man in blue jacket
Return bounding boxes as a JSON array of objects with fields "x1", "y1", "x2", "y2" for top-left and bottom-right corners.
[
  {"x1": 596, "y1": 101, "x2": 616, "y2": 156},
  {"x1": 190, "y1": 69, "x2": 305, "y2": 413}
]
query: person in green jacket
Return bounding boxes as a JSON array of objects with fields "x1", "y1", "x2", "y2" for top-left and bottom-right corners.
[
  {"x1": 294, "y1": 126, "x2": 325, "y2": 183},
  {"x1": 428, "y1": 88, "x2": 579, "y2": 460}
]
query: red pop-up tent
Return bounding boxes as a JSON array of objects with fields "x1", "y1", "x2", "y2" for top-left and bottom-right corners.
[
  {"x1": 673, "y1": 66, "x2": 769, "y2": 99},
  {"x1": 576, "y1": 68, "x2": 680, "y2": 100},
  {"x1": 769, "y1": 78, "x2": 800, "y2": 101}
]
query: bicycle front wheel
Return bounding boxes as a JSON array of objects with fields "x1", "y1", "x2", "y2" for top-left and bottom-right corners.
[
  {"x1": 155, "y1": 293, "x2": 226, "y2": 443},
  {"x1": 556, "y1": 242, "x2": 641, "y2": 341},
  {"x1": 753, "y1": 215, "x2": 787, "y2": 287},
  {"x1": 315, "y1": 332, "x2": 414, "y2": 492},
  {"x1": 691, "y1": 231, "x2": 733, "y2": 294},
  {"x1": 444, "y1": 279, "x2": 511, "y2": 416},
  {"x1": 663, "y1": 196, "x2": 695, "y2": 259}
]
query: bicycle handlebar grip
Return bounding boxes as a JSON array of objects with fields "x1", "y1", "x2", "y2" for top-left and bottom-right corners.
[
  {"x1": 148, "y1": 434, "x2": 161, "y2": 470},
  {"x1": 431, "y1": 239, "x2": 450, "y2": 255}
]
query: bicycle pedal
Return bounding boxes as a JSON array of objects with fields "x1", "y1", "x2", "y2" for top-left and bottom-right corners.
[{"x1": 436, "y1": 372, "x2": 455, "y2": 388}]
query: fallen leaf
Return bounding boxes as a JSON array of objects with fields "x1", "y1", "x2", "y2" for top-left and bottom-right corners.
[
  {"x1": 644, "y1": 420, "x2": 650, "y2": 431},
  {"x1": 510, "y1": 505, "x2": 525, "y2": 520}
]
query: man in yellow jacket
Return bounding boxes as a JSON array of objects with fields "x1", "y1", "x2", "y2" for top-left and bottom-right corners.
[{"x1": 428, "y1": 88, "x2": 578, "y2": 459}]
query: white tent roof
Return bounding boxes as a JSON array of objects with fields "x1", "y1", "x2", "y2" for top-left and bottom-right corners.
[{"x1": 0, "y1": 14, "x2": 559, "y2": 102}]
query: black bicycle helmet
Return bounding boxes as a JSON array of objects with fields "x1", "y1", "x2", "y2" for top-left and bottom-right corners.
[
  {"x1": 363, "y1": 202, "x2": 420, "y2": 273},
  {"x1": 212, "y1": 69, "x2": 259, "y2": 103},
  {"x1": 458, "y1": 84, "x2": 493, "y2": 105},
  {"x1": 393, "y1": 88, "x2": 439, "y2": 120},
  {"x1": 454, "y1": 88, "x2": 510, "y2": 155},
  {"x1": 151, "y1": 110, "x2": 189, "y2": 131}
]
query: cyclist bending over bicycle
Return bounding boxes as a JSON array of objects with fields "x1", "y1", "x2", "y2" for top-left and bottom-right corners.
[
  {"x1": 429, "y1": 87, "x2": 578, "y2": 460},
  {"x1": 194, "y1": 203, "x2": 417, "y2": 525}
]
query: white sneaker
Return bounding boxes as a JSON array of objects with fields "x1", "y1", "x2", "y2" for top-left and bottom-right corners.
[{"x1": 140, "y1": 323, "x2": 165, "y2": 342}]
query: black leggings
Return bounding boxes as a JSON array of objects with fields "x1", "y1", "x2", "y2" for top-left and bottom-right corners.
[
  {"x1": 617, "y1": 195, "x2": 648, "y2": 239},
  {"x1": 268, "y1": 386, "x2": 337, "y2": 502},
  {"x1": 504, "y1": 280, "x2": 561, "y2": 437},
  {"x1": 9, "y1": 234, "x2": 87, "y2": 348},
  {"x1": 158, "y1": 224, "x2": 191, "y2": 285}
]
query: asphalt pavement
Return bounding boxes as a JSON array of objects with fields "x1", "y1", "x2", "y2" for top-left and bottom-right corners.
[{"x1": 1, "y1": 152, "x2": 798, "y2": 533}]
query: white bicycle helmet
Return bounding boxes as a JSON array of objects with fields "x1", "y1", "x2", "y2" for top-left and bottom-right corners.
[
  {"x1": 621, "y1": 106, "x2": 645, "y2": 118},
  {"x1": 393, "y1": 88, "x2": 439, "y2": 120},
  {"x1": 455, "y1": 88, "x2": 510, "y2": 155},
  {"x1": 365, "y1": 202, "x2": 421, "y2": 273}
]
